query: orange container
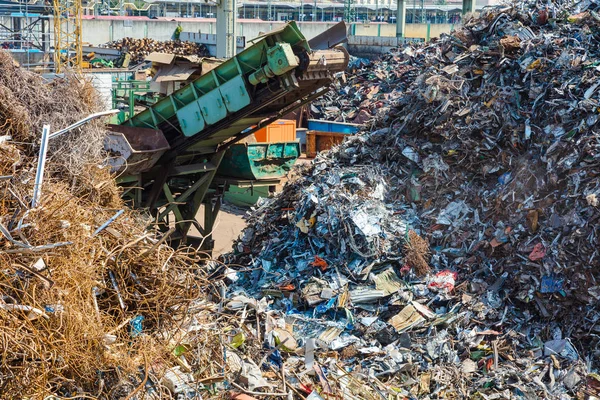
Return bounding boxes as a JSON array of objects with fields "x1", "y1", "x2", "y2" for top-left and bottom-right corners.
[{"x1": 254, "y1": 119, "x2": 296, "y2": 143}]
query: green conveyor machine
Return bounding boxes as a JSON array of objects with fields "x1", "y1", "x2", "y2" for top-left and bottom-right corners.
[{"x1": 104, "y1": 21, "x2": 349, "y2": 250}]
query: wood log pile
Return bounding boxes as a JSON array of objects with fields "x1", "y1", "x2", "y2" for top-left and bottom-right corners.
[{"x1": 104, "y1": 37, "x2": 209, "y2": 63}]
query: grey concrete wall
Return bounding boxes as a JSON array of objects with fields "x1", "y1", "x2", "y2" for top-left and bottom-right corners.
[
  {"x1": 347, "y1": 35, "x2": 415, "y2": 59},
  {"x1": 353, "y1": 22, "x2": 456, "y2": 38},
  {"x1": 79, "y1": 17, "x2": 457, "y2": 46},
  {"x1": 80, "y1": 18, "x2": 341, "y2": 45}
]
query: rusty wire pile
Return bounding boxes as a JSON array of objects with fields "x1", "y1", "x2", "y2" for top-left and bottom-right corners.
[{"x1": 0, "y1": 49, "x2": 232, "y2": 399}]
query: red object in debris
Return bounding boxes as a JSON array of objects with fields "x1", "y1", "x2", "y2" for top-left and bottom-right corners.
[
  {"x1": 299, "y1": 383, "x2": 313, "y2": 394},
  {"x1": 537, "y1": 9, "x2": 548, "y2": 25},
  {"x1": 428, "y1": 270, "x2": 458, "y2": 291},
  {"x1": 485, "y1": 358, "x2": 494, "y2": 372},
  {"x1": 278, "y1": 283, "x2": 295, "y2": 291},
  {"x1": 311, "y1": 256, "x2": 328, "y2": 272},
  {"x1": 529, "y1": 243, "x2": 546, "y2": 261},
  {"x1": 400, "y1": 264, "x2": 411, "y2": 275},
  {"x1": 490, "y1": 237, "x2": 504, "y2": 248},
  {"x1": 428, "y1": 224, "x2": 444, "y2": 232}
]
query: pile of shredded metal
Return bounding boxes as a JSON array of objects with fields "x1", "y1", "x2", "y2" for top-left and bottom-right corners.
[
  {"x1": 309, "y1": 52, "x2": 413, "y2": 125},
  {"x1": 0, "y1": 51, "x2": 232, "y2": 399},
  {"x1": 223, "y1": 2, "x2": 600, "y2": 399}
]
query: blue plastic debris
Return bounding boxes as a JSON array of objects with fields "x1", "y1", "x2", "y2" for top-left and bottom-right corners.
[
  {"x1": 540, "y1": 275, "x2": 565, "y2": 295},
  {"x1": 44, "y1": 305, "x2": 63, "y2": 313},
  {"x1": 498, "y1": 172, "x2": 512, "y2": 185},
  {"x1": 348, "y1": 56, "x2": 371, "y2": 69},
  {"x1": 314, "y1": 297, "x2": 337, "y2": 316},
  {"x1": 264, "y1": 347, "x2": 283, "y2": 369},
  {"x1": 129, "y1": 315, "x2": 144, "y2": 337}
]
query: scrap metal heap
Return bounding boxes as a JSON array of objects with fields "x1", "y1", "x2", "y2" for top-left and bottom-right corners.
[
  {"x1": 223, "y1": 2, "x2": 600, "y2": 398},
  {"x1": 3, "y1": 1, "x2": 600, "y2": 398},
  {"x1": 309, "y1": 54, "x2": 413, "y2": 125}
]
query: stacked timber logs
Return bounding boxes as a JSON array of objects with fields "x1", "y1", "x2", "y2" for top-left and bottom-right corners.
[{"x1": 104, "y1": 37, "x2": 209, "y2": 63}]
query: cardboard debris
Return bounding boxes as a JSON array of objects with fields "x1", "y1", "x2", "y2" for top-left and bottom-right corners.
[{"x1": 388, "y1": 305, "x2": 426, "y2": 333}]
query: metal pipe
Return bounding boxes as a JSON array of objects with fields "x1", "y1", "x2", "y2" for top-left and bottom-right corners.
[
  {"x1": 49, "y1": 109, "x2": 119, "y2": 140},
  {"x1": 93, "y1": 209, "x2": 125, "y2": 237},
  {"x1": 108, "y1": 269, "x2": 126, "y2": 310},
  {"x1": 31, "y1": 125, "x2": 50, "y2": 208}
]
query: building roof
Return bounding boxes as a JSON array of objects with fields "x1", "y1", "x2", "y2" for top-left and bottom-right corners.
[
  {"x1": 141, "y1": 0, "x2": 482, "y2": 10},
  {"x1": 143, "y1": 0, "x2": 464, "y2": 11}
]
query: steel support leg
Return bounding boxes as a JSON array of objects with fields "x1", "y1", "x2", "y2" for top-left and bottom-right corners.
[
  {"x1": 201, "y1": 193, "x2": 222, "y2": 251},
  {"x1": 179, "y1": 151, "x2": 225, "y2": 240},
  {"x1": 144, "y1": 162, "x2": 174, "y2": 209},
  {"x1": 155, "y1": 151, "x2": 225, "y2": 247}
]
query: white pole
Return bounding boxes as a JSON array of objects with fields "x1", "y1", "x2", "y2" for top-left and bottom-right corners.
[{"x1": 32, "y1": 125, "x2": 50, "y2": 208}]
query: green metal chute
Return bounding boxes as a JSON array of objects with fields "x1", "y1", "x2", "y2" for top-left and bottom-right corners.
[{"x1": 108, "y1": 21, "x2": 349, "y2": 250}]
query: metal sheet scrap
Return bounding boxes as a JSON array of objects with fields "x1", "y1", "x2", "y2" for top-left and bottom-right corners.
[{"x1": 220, "y1": 2, "x2": 600, "y2": 398}]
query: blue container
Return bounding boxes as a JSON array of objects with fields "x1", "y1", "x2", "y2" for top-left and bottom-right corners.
[
  {"x1": 296, "y1": 128, "x2": 308, "y2": 147},
  {"x1": 307, "y1": 119, "x2": 361, "y2": 134}
]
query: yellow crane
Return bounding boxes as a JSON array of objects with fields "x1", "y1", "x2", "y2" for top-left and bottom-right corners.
[{"x1": 53, "y1": 0, "x2": 82, "y2": 72}]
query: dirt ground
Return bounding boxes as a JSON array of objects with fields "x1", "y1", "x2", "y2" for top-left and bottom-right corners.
[
  {"x1": 191, "y1": 203, "x2": 248, "y2": 256},
  {"x1": 211, "y1": 204, "x2": 248, "y2": 256}
]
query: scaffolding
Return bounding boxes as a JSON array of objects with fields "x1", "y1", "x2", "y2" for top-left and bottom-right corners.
[
  {"x1": 53, "y1": 0, "x2": 82, "y2": 72},
  {"x1": 0, "y1": 1, "x2": 51, "y2": 68}
]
